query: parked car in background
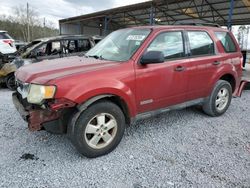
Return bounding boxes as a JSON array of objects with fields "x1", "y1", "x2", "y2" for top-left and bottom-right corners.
[
  {"x1": 0, "y1": 35, "x2": 96, "y2": 90},
  {"x1": 0, "y1": 30, "x2": 16, "y2": 63},
  {"x1": 12, "y1": 25, "x2": 247, "y2": 158}
]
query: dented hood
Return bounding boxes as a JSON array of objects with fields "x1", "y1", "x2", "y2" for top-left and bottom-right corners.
[{"x1": 15, "y1": 56, "x2": 119, "y2": 84}]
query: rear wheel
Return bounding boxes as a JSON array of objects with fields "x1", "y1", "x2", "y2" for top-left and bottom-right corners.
[
  {"x1": 69, "y1": 101, "x2": 125, "y2": 158},
  {"x1": 6, "y1": 74, "x2": 16, "y2": 90},
  {"x1": 202, "y1": 80, "x2": 232, "y2": 117}
]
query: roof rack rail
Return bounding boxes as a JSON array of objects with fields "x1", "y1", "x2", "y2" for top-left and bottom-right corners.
[{"x1": 174, "y1": 22, "x2": 221, "y2": 28}]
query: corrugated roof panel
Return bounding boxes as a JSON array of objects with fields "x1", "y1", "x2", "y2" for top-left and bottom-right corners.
[{"x1": 60, "y1": 0, "x2": 250, "y2": 26}]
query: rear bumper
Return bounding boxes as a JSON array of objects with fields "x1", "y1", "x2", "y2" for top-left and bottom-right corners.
[
  {"x1": 234, "y1": 70, "x2": 250, "y2": 97},
  {"x1": 235, "y1": 80, "x2": 249, "y2": 97},
  {"x1": 12, "y1": 92, "x2": 76, "y2": 134}
]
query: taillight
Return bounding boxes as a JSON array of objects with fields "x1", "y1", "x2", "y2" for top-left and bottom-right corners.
[{"x1": 3, "y1": 40, "x2": 13, "y2": 47}]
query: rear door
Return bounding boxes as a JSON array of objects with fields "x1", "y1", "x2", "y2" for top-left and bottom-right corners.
[
  {"x1": 135, "y1": 31, "x2": 189, "y2": 113},
  {"x1": 214, "y1": 31, "x2": 242, "y2": 77},
  {"x1": 185, "y1": 30, "x2": 224, "y2": 100}
]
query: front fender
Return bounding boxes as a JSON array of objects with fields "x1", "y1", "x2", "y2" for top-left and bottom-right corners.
[
  {"x1": 0, "y1": 63, "x2": 17, "y2": 77},
  {"x1": 56, "y1": 79, "x2": 137, "y2": 117}
]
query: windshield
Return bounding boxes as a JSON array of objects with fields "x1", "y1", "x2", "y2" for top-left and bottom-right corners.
[
  {"x1": 0, "y1": 32, "x2": 12, "y2": 39},
  {"x1": 20, "y1": 40, "x2": 42, "y2": 57},
  {"x1": 86, "y1": 28, "x2": 151, "y2": 61}
]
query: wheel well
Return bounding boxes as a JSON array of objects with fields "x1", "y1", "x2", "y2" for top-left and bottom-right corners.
[
  {"x1": 108, "y1": 96, "x2": 131, "y2": 124},
  {"x1": 219, "y1": 74, "x2": 236, "y2": 92},
  {"x1": 5, "y1": 72, "x2": 14, "y2": 80},
  {"x1": 79, "y1": 95, "x2": 131, "y2": 125}
]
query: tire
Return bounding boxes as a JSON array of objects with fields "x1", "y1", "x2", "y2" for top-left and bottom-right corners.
[
  {"x1": 202, "y1": 80, "x2": 232, "y2": 117},
  {"x1": 6, "y1": 74, "x2": 16, "y2": 90},
  {"x1": 69, "y1": 101, "x2": 125, "y2": 158}
]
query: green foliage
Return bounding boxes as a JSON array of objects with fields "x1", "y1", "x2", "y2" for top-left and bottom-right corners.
[
  {"x1": 0, "y1": 17, "x2": 59, "y2": 42},
  {"x1": 0, "y1": 5, "x2": 59, "y2": 42}
]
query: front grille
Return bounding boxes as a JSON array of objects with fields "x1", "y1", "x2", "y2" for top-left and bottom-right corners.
[
  {"x1": 16, "y1": 80, "x2": 29, "y2": 99},
  {"x1": 15, "y1": 91, "x2": 31, "y2": 110}
]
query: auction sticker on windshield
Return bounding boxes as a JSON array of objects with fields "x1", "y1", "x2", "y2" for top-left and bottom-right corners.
[{"x1": 126, "y1": 35, "x2": 146, "y2": 41}]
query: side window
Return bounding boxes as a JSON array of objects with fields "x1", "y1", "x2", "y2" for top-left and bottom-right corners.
[
  {"x1": 147, "y1": 31, "x2": 185, "y2": 60},
  {"x1": 50, "y1": 41, "x2": 61, "y2": 55},
  {"x1": 35, "y1": 43, "x2": 47, "y2": 57},
  {"x1": 188, "y1": 31, "x2": 215, "y2": 56},
  {"x1": 215, "y1": 32, "x2": 237, "y2": 53},
  {"x1": 78, "y1": 39, "x2": 91, "y2": 52},
  {"x1": 68, "y1": 40, "x2": 77, "y2": 53}
]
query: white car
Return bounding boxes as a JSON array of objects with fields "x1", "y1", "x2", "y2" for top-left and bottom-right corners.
[{"x1": 0, "y1": 30, "x2": 16, "y2": 58}]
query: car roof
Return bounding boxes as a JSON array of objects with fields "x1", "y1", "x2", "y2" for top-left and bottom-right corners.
[
  {"x1": 0, "y1": 30, "x2": 7, "y2": 33},
  {"x1": 32, "y1": 35, "x2": 90, "y2": 42}
]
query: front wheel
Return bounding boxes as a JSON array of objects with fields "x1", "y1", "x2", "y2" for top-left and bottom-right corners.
[
  {"x1": 202, "y1": 80, "x2": 232, "y2": 117},
  {"x1": 69, "y1": 101, "x2": 125, "y2": 158},
  {"x1": 6, "y1": 74, "x2": 16, "y2": 90}
]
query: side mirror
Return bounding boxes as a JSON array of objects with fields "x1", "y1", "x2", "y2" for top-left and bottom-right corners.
[{"x1": 140, "y1": 51, "x2": 165, "y2": 65}]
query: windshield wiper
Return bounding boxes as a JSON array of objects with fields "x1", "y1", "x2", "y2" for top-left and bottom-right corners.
[{"x1": 87, "y1": 55, "x2": 106, "y2": 60}]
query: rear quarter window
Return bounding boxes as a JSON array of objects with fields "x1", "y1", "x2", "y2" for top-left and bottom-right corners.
[{"x1": 215, "y1": 32, "x2": 237, "y2": 53}]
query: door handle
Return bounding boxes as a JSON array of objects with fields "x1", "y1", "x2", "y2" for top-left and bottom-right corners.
[
  {"x1": 213, "y1": 61, "x2": 221, "y2": 65},
  {"x1": 174, "y1": 66, "x2": 185, "y2": 72}
]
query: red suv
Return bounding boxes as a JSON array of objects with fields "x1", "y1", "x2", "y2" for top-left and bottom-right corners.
[{"x1": 13, "y1": 25, "x2": 244, "y2": 158}]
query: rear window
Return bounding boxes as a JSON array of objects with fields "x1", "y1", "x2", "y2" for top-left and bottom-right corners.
[
  {"x1": 215, "y1": 32, "x2": 237, "y2": 53},
  {"x1": 0, "y1": 32, "x2": 12, "y2": 39}
]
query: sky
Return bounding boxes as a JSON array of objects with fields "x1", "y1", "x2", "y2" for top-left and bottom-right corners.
[{"x1": 0, "y1": 0, "x2": 149, "y2": 27}]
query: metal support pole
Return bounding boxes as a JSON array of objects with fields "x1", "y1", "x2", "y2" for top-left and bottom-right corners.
[
  {"x1": 27, "y1": 3, "x2": 30, "y2": 42},
  {"x1": 104, "y1": 16, "x2": 108, "y2": 36},
  {"x1": 59, "y1": 24, "x2": 62, "y2": 35},
  {"x1": 150, "y1": 4, "x2": 155, "y2": 25},
  {"x1": 227, "y1": 0, "x2": 234, "y2": 30},
  {"x1": 78, "y1": 22, "x2": 81, "y2": 34}
]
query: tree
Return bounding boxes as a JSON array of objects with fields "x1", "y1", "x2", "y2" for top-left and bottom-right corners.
[
  {"x1": 0, "y1": 4, "x2": 59, "y2": 42},
  {"x1": 237, "y1": 25, "x2": 250, "y2": 49},
  {"x1": 13, "y1": 4, "x2": 41, "y2": 42}
]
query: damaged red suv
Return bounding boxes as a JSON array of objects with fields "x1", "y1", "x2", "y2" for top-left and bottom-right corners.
[{"x1": 13, "y1": 25, "x2": 245, "y2": 158}]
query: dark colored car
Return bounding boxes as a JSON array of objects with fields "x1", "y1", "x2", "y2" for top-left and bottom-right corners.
[
  {"x1": 0, "y1": 35, "x2": 96, "y2": 90},
  {"x1": 13, "y1": 25, "x2": 248, "y2": 158}
]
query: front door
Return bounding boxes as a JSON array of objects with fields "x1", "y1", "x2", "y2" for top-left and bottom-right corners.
[
  {"x1": 34, "y1": 41, "x2": 61, "y2": 62},
  {"x1": 135, "y1": 31, "x2": 189, "y2": 114}
]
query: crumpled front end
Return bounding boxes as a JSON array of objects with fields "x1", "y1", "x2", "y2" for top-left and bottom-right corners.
[{"x1": 12, "y1": 91, "x2": 76, "y2": 134}]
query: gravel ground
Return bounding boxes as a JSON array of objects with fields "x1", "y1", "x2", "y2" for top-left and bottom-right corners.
[{"x1": 0, "y1": 89, "x2": 249, "y2": 188}]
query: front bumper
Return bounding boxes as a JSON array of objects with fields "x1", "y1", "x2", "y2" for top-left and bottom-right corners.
[
  {"x1": 0, "y1": 52, "x2": 16, "y2": 63},
  {"x1": 12, "y1": 92, "x2": 76, "y2": 134}
]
